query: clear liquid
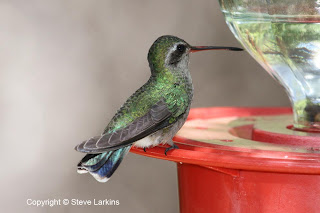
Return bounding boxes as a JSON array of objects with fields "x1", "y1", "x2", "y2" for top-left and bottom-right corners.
[{"x1": 224, "y1": 13, "x2": 320, "y2": 129}]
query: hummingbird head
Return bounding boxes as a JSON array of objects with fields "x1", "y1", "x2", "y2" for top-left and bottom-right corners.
[
  {"x1": 147, "y1": 35, "x2": 243, "y2": 75},
  {"x1": 148, "y1": 35, "x2": 191, "y2": 73}
]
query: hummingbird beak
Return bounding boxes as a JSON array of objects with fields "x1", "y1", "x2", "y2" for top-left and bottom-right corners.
[{"x1": 190, "y1": 46, "x2": 243, "y2": 53}]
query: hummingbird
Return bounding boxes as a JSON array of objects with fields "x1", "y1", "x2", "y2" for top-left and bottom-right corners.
[{"x1": 75, "y1": 35, "x2": 242, "y2": 182}]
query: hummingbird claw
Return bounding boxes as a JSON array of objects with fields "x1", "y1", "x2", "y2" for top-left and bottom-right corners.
[
  {"x1": 164, "y1": 144, "x2": 179, "y2": 156},
  {"x1": 143, "y1": 147, "x2": 147, "y2": 152}
]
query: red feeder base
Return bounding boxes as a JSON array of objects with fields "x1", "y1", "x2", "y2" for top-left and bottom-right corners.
[
  {"x1": 178, "y1": 163, "x2": 320, "y2": 213},
  {"x1": 130, "y1": 107, "x2": 320, "y2": 213}
]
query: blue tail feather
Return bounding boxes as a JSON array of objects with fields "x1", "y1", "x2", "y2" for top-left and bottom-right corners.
[{"x1": 77, "y1": 146, "x2": 132, "y2": 182}]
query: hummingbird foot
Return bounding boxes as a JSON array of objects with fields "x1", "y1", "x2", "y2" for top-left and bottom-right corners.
[
  {"x1": 143, "y1": 147, "x2": 147, "y2": 152},
  {"x1": 165, "y1": 144, "x2": 179, "y2": 156}
]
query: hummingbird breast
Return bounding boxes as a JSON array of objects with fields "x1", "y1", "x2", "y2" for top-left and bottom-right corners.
[
  {"x1": 134, "y1": 69, "x2": 194, "y2": 148},
  {"x1": 104, "y1": 66, "x2": 194, "y2": 148}
]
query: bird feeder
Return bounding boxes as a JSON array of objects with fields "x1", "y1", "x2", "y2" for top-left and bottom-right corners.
[
  {"x1": 132, "y1": 0, "x2": 320, "y2": 212},
  {"x1": 131, "y1": 107, "x2": 320, "y2": 212}
]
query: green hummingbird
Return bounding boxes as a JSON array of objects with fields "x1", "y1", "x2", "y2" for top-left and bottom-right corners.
[{"x1": 75, "y1": 35, "x2": 242, "y2": 182}]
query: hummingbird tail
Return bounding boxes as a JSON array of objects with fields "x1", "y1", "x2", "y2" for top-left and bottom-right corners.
[{"x1": 77, "y1": 145, "x2": 132, "y2": 182}]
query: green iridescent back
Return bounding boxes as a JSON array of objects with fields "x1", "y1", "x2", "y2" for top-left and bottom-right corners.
[{"x1": 103, "y1": 35, "x2": 192, "y2": 134}]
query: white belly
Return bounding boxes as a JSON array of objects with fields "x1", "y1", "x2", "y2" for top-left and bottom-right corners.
[
  {"x1": 133, "y1": 131, "x2": 163, "y2": 148},
  {"x1": 133, "y1": 117, "x2": 186, "y2": 149}
]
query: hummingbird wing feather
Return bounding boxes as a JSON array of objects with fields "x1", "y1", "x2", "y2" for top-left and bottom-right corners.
[{"x1": 75, "y1": 99, "x2": 173, "y2": 153}]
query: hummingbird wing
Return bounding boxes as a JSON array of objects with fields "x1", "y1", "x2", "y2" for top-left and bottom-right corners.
[{"x1": 75, "y1": 99, "x2": 176, "y2": 153}]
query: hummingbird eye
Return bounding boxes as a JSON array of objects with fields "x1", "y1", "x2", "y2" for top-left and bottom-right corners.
[
  {"x1": 177, "y1": 44, "x2": 186, "y2": 53},
  {"x1": 168, "y1": 44, "x2": 187, "y2": 65}
]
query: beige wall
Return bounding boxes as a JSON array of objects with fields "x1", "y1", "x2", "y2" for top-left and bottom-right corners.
[{"x1": 1, "y1": 0, "x2": 289, "y2": 212}]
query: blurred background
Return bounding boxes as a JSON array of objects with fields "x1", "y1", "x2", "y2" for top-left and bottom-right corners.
[{"x1": 0, "y1": 0, "x2": 290, "y2": 212}]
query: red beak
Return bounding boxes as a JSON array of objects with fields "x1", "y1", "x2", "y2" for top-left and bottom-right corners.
[{"x1": 190, "y1": 46, "x2": 243, "y2": 53}]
